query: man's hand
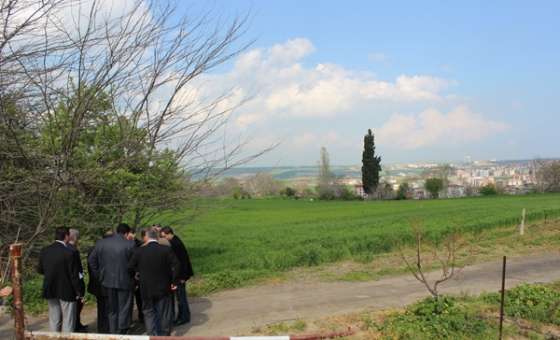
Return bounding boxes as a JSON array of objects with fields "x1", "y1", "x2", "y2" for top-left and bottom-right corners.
[
  {"x1": 171, "y1": 284, "x2": 177, "y2": 291},
  {"x1": 0, "y1": 286, "x2": 13, "y2": 298}
]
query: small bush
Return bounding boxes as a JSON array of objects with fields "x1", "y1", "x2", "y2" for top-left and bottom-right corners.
[
  {"x1": 22, "y1": 276, "x2": 47, "y2": 315},
  {"x1": 479, "y1": 184, "x2": 498, "y2": 196},
  {"x1": 281, "y1": 187, "x2": 297, "y2": 198},
  {"x1": 379, "y1": 296, "x2": 496, "y2": 339},
  {"x1": 483, "y1": 283, "x2": 560, "y2": 325}
]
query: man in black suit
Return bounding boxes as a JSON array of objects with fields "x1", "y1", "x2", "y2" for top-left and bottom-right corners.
[
  {"x1": 160, "y1": 226, "x2": 194, "y2": 325},
  {"x1": 68, "y1": 228, "x2": 88, "y2": 332},
  {"x1": 38, "y1": 227, "x2": 82, "y2": 333},
  {"x1": 88, "y1": 223, "x2": 135, "y2": 334},
  {"x1": 129, "y1": 228, "x2": 180, "y2": 336}
]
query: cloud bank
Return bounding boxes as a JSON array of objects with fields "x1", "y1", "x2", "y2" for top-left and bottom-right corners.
[
  {"x1": 182, "y1": 38, "x2": 510, "y2": 163},
  {"x1": 377, "y1": 106, "x2": 510, "y2": 149}
]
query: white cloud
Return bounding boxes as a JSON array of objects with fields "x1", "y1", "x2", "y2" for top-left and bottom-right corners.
[
  {"x1": 368, "y1": 52, "x2": 388, "y2": 63},
  {"x1": 377, "y1": 106, "x2": 510, "y2": 149},
  {"x1": 191, "y1": 38, "x2": 451, "y2": 126},
  {"x1": 291, "y1": 131, "x2": 342, "y2": 148}
]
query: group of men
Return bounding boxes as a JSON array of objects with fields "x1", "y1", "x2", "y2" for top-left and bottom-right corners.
[{"x1": 37, "y1": 223, "x2": 194, "y2": 336}]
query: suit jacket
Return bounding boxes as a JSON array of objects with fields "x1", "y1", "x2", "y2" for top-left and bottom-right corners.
[
  {"x1": 128, "y1": 241, "x2": 180, "y2": 300},
  {"x1": 88, "y1": 234, "x2": 135, "y2": 290},
  {"x1": 37, "y1": 242, "x2": 81, "y2": 301},
  {"x1": 86, "y1": 249, "x2": 105, "y2": 297},
  {"x1": 67, "y1": 244, "x2": 85, "y2": 296},
  {"x1": 169, "y1": 236, "x2": 194, "y2": 281}
]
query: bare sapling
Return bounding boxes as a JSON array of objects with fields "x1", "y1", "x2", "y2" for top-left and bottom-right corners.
[{"x1": 398, "y1": 221, "x2": 465, "y2": 298}]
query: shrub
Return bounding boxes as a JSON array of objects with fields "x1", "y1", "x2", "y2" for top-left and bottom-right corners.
[
  {"x1": 483, "y1": 283, "x2": 560, "y2": 325},
  {"x1": 425, "y1": 178, "x2": 444, "y2": 199},
  {"x1": 479, "y1": 184, "x2": 498, "y2": 196},
  {"x1": 379, "y1": 296, "x2": 496, "y2": 339},
  {"x1": 281, "y1": 187, "x2": 297, "y2": 198},
  {"x1": 396, "y1": 182, "x2": 410, "y2": 200}
]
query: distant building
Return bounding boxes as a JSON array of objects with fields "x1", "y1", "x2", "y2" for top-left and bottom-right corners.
[
  {"x1": 446, "y1": 184, "x2": 466, "y2": 198},
  {"x1": 354, "y1": 184, "x2": 367, "y2": 198},
  {"x1": 412, "y1": 188, "x2": 428, "y2": 200}
]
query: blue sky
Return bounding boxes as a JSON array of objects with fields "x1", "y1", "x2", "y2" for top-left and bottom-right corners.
[{"x1": 185, "y1": 1, "x2": 559, "y2": 166}]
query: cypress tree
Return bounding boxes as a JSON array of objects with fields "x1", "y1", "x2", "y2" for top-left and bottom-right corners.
[{"x1": 362, "y1": 129, "x2": 382, "y2": 194}]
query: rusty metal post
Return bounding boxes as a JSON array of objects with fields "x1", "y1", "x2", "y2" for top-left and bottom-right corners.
[{"x1": 10, "y1": 243, "x2": 25, "y2": 340}]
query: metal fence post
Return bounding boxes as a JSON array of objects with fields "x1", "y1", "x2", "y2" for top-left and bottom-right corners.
[
  {"x1": 10, "y1": 243, "x2": 25, "y2": 340},
  {"x1": 499, "y1": 256, "x2": 506, "y2": 340}
]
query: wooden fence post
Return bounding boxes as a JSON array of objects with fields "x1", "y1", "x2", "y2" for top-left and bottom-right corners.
[
  {"x1": 519, "y1": 208, "x2": 526, "y2": 235},
  {"x1": 10, "y1": 243, "x2": 25, "y2": 340}
]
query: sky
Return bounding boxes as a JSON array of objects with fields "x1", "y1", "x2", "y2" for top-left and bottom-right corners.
[{"x1": 180, "y1": 1, "x2": 560, "y2": 166}]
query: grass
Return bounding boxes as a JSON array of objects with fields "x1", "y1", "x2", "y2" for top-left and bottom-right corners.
[
  {"x1": 20, "y1": 194, "x2": 560, "y2": 314},
  {"x1": 151, "y1": 194, "x2": 560, "y2": 295},
  {"x1": 253, "y1": 281, "x2": 560, "y2": 339}
]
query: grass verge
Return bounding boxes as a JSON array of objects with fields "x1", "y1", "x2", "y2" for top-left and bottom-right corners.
[{"x1": 253, "y1": 281, "x2": 560, "y2": 339}]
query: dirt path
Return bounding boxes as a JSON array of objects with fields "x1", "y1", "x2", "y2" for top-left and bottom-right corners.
[{"x1": 2, "y1": 253, "x2": 559, "y2": 337}]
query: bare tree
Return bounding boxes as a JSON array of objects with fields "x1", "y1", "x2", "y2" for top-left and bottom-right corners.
[
  {"x1": 398, "y1": 222, "x2": 464, "y2": 298},
  {"x1": 0, "y1": 0, "x2": 274, "y2": 268},
  {"x1": 317, "y1": 146, "x2": 337, "y2": 199},
  {"x1": 534, "y1": 159, "x2": 560, "y2": 193},
  {"x1": 244, "y1": 173, "x2": 280, "y2": 197}
]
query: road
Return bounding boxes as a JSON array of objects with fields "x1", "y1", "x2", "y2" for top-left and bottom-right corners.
[{"x1": 1, "y1": 253, "x2": 559, "y2": 337}]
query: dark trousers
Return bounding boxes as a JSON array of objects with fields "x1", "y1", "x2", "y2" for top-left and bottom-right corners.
[
  {"x1": 134, "y1": 287, "x2": 144, "y2": 322},
  {"x1": 143, "y1": 295, "x2": 173, "y2": 336},
  {"x1": 96, "y1": 295, "x2": 110, "y2": 334},
  {"x1": 75, "y1": 298, "x2": 84, "y2": 329},
  {"x1": 175, "y1": 282, "x2": 191, "y2": 323},
  {"x1": 106, "y1": 287, "x2": 132, "y2": 334}
]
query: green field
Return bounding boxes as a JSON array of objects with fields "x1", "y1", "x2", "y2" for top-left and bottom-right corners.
[{"x1": 153, "y1": 194, "x2": 560, "y2": 293}]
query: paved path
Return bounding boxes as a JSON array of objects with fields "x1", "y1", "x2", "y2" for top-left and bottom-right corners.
[{"x1": 1, "y1": 253, "x2": 559, "y2": 337}]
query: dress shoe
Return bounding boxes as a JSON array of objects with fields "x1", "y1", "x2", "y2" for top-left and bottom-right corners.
[
  {"x1": 174, "y1": 319, "x2": 189, "y2": 326},
  {"x1": 75, "y1": 324, "x2": 89, "y2": 333}
]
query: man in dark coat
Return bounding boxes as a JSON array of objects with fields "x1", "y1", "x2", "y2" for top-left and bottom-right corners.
[
  {"x1": 38, "y1": 227, "x2": 82, "y2": 333},
  {"x1": 131, "y1": 234, "x2": 144, "y2": 323},
  {"x1": 129, "y1": 228, "x2": 180, "y2": 336},
  {"x1": 88, "y1": 223, "x2": 135, "y2": 334},
  {"x1": 68, "y1": 228, "x2": 87, "y2": 332},
  {"x1": 86, "y1": 233, "x2": 112, "y2": 334},
  {"x1": 160, "y1": 226, "x2": 194, "y2": 325}
]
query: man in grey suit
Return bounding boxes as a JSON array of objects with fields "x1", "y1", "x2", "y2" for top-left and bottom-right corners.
[{"x1": 88, "y1": 223, "x2": 135, "y2": 334}]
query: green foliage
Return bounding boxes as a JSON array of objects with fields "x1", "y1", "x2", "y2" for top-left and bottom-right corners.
[
  {"x1": 479, "y1": 184, "x2": 498, "y2": 196},
  {"x1": 150, "y1": 194, "x2": 560, "y2": 295},
  {"x1": 396, "y1": 182, "x2": 410, "y2": 200},
  {"x1": 379, "y1": 296, "x2": 496, "y2": 339},
  {"x1": 20, "y1": 276, "x2": 46, "y2": 315},
  {"x1": 232, "y1": 187, "x2": 252, "y2": 199},
  {"x1": 1, "y1": 87, "x2": 188, "y2": 255},
  {"x1": 361, "y1": 129, "x2": 382, "y2": 194},
  {"x1": 281, "y1": 187, "x2": 297, "y2": 198},
  {"x1": 483, "y1": 284, "x2": 560, "y2": 324},
  {"x1": 40, "y1": 87, "x2": 187, "y2": 229},
  {"x1": 425, "y1": 178, "x2": 444, "y2": 199}
]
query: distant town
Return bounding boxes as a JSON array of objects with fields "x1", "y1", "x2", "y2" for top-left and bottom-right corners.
[{"x1": 219, "y1": 158, "x2": 557, "y2": 199}]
